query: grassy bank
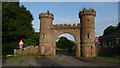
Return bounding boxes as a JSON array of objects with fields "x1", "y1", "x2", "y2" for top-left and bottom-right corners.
[
  {"x1": 92, "y1": 56, "x2": 120, "y2": 61},
  {"x1": 2, "y1": 54, "x2": 45, "y2": 61}
]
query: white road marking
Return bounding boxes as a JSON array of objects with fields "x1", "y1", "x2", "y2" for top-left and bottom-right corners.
[
  {"x1": 58, "y1": 55, "x2": 65, "y2": 61},
  {"x1": 48, "y1": 55, "x2": 66, "y2": 66}
]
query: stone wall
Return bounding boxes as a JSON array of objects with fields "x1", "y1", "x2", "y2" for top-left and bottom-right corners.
[
  {"x1": 95, "y1": 46, "x2": 120, "y2": 57},
  {"x1": 14, "y1": 46, "x2": 39, "y2": 56}
]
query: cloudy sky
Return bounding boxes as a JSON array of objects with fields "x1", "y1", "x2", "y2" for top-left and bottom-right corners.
[{"x1": 19, "y1": 1, "x2": 119, "y2": 41}]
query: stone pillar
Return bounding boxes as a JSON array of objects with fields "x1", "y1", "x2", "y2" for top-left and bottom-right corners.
[
  {"x1": 76, "y1": 38, "x2": 81, "y2": 56},
  {"x1": 40, "y1": 45, "x2": 45, "y2": 55},
  {"x1": 39, "y1": 11, "x2": 54, "y2": 55},
  {"x1": 79, "y1": 8, "x2": 96, "y2": 57}
]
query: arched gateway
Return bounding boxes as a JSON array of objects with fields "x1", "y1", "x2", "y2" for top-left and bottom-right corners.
[{"x1": 39, "y1": 8, "x2": 96, "y2": 57}]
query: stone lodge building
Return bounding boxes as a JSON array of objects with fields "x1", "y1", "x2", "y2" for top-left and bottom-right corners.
[{"x1": 100, "y1": 25, "x2": 120, "y2": 47}]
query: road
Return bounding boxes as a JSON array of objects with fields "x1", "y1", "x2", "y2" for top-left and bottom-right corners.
[{"x1": 2, "y1": 55, "x2": 106, "y2": 66}]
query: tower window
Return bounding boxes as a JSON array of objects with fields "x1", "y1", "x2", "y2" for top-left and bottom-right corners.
[
  {"x1": 42, "y1": 33, "x2": 45, "y2": 38},
  {"x1": 87, "y1": 33, "x2": 90, "y2": 38},
  {"x1": 43, "y1": 34, "x2": 45, "y2": 38}
]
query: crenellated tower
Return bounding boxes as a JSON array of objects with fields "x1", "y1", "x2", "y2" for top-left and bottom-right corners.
[
  {"x1": 39, "y1": 11, "x2": 54, "y2": 55},
  {"x1": 38, "y1": 9, "x2": 96, "y2": 57},
  {"x1": 79, "y1": 8, "x2": 96, "y2": 57},
  {"x1": 14, "y1": 9, "x2": 97, "y2": 57}
]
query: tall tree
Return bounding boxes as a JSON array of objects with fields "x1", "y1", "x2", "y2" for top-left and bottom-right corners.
[
  {"x1": 103, "y1": 25, "x2": 117, "y2": 35},
  {"x1": 2, "y1": 2, "x2": 34, "y2": 55},
  {"x1": 56, "y1": 37, "x2": 76, "y2": 51},
  {"x1": 117, "y1": 23, "x2": 120, "y2": 30}
]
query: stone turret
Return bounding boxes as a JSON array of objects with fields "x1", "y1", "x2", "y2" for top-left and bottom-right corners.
[
  {"x1": 39, "y1": 11, "x2": 54, "y2": 30},
  {"x1": 39, "y1": 11, "x2": 54, "y2": 20},
  {"x1": 79, "y1": 8, "x2": 96, "y2": 57},
  {"x1": 39, "y1": 11, "x2": 54, "y2": 55}
]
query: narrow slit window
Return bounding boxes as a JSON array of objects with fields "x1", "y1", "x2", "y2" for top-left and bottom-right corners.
[
  {"x1": 43, "y1": 34, "x2": 45, "y2": 38},
  {"x1": 87, "y1": 33, "x2": 90, "y2": 38},
  {"x1": 87, "y1": 18, "x2": 90, "y2": 21},
  {"x1": 42, "y1": 34, "x2": 45, "y2": 38}
]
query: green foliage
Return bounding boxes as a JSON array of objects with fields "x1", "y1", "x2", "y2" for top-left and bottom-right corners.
[
  {"x1": 23, "y1": 38, "x2": 35, "y2": 47},
  {"x1": 2, "y1": 42, "x2": 19, "y2": 55},
  {"x1": 117, "y1": 23, "x2": 120, "y2": 30},
  {"x1": 32, "y1": 32, "x2": 39, "y2": 45},
  {"x1": 56, "y1": 37, "x2": 76, "y2": 52},
  {"x1": 2, "y1": 2, "x2": 35, "y2": 55},
  {"x1": 23, "y1": 32, "x2": 39, "y2": 47},
  {"x1": 3, "y1": 54, "x2": 42, "y2": 61},
  {"x1": 103, "y1": 25, "x2": 117, "y2": 35}
]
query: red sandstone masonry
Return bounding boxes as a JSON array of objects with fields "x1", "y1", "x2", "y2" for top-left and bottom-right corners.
[
  {"x1": 14, "y1": 46, "x2": 39, "y2": 56},
  {"x1": 14, "y1": 9, "x2": 96, "y2": 57}
]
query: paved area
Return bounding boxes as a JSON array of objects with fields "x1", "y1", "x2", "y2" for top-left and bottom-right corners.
[{"x1": 2, "y1": 55, "x2": 107, "y2": 66}]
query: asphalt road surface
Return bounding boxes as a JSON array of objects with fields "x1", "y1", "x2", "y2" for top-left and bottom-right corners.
[{"x1": 2, "y1": 55, "x2": 106, "y2": 66}]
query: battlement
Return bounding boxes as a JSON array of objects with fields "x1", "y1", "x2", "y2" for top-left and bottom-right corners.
[
  {"x1": 79, "y1": 8, "x2": 96, "y2": 18},
  {"x1": 53, "y1": 23, "x2": 80, "y2": 27},
  {"x1": 39, "y1": 11, "x2": 54, "y2": 20},
  {"x1": 51, "y1": 23, "x2": 80, "y2": 30}
]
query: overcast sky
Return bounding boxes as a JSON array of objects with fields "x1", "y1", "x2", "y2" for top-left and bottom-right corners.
[{"x1": 20, "y1": 2, "x2": 119, "y2": 41}]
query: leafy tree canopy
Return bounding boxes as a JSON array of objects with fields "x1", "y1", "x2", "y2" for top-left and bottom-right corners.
[
  {"x1": 56, "y1": 37, "x2": 76, "y2": 52},
  {"x1": 116, "y1": 23, "x2": 120, "y2": 30},
  {"x1": 2, "y1": 2, "x2": 35, "y2": 55},
  {"x1": 103, "y1": 25, "x2": 117, "y2": 35}
]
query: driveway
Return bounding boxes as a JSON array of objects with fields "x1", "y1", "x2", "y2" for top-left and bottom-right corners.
[{"x1": 2, "y1": 55, "x2": 106, "y2": 66}]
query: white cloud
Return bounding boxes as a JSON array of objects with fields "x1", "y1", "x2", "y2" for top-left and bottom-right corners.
[
  {"x1": 56, "y1": 18, "x2": 78, "y2": 24},
  {"x1": 32, "y1": 20, "x2": 40, "y2": 32}
]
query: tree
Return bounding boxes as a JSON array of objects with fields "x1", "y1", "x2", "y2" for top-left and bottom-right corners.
[
  {"x1": 2, "y1": 2, "x2": 34, "y2": 55},
  {"x1": 56, "y1": 37, "x2": 76, "y2": 52},
  {"x1": 116, "y1": 23, "x2": 120, "y2": 30},
  {"x1": 23, "y1": 32, "x2": 39, "y2": 47},
  {"x1": 103, "y1": 25, "x2": 117, "y2": 35}
]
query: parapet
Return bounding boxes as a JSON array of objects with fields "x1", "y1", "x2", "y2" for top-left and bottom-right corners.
[
  {"x1": 39, "y1": 11, "x2": 54, "y2": 20},
  {"x1": 53, "y1": 23, "x2": 80, "y2": 27},
  {"x1": 79, "y1": 8, "x2": 96, "y2": 18},
  {"x1": 14, "y1": 46, "x2": 39, "y2": 56},
  {"x1": 52, "y1": 23, "x2": 80, "y2": 30}
]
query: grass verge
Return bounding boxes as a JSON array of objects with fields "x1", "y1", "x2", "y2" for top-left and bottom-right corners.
[
  {"x1": 2, "y1": 54, "x2": 45, "y2": 61},
  {"x1": 92, "y1": 56, "x2": 120, "y2": 61}
]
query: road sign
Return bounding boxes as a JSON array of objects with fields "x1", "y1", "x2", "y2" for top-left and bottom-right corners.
[
  {"x1": 18, "y1": 40, "x2": 24, "y2": 48},
  {"x1": 95, "y1": 37, "x2": 100, "y2": 46},
  {"x1": 19, "y1": 45, "x2": 23, "y2": 48},
  {"x1": 18, "y1": 40, "x2": 24, "y2": 45}
]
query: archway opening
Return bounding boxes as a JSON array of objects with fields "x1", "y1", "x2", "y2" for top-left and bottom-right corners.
[{"x1": 56, "y1": 33, "x2": 76, "y2": 56}]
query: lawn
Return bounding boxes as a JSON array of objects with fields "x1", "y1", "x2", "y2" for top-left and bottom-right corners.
[
  {"x1": 56, "y1": 48, "x2": 68, "y2": 51},
  {"x1": 92, "y1": 56, "x2": 120, "y2": 61},
  {"x1": 2, "y1": 54, "x2": 44, "y2": 61}
]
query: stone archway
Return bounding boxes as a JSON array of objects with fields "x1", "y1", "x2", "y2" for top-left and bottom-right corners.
[
  {"x1": 54, "y1": 33, "x2": 77, "y2": 56},
  {"x1": 52, "y1": 31, "x2": 80, "y2": 56},
  {"x1": 39, "y1": 17, "x2": 81, "y2": 56},
  {"x1": 14, "y1": 9, "x2": 96, "y2": 57},
  {"x1": 39, "y1": 8, "x2": 96, "y2": 57}
]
